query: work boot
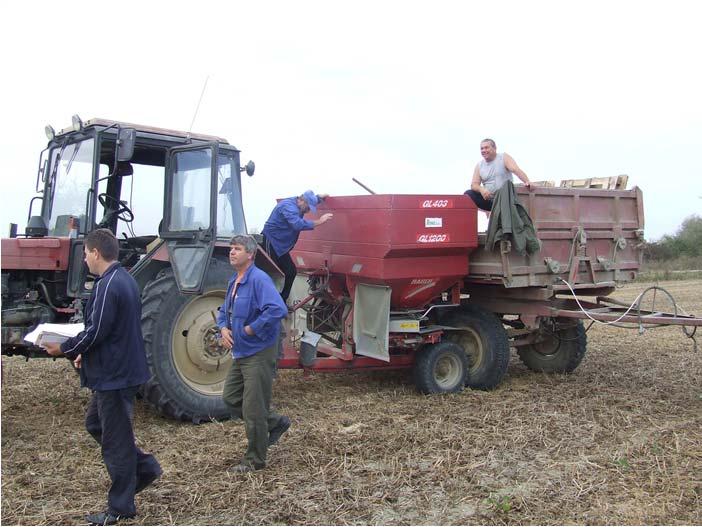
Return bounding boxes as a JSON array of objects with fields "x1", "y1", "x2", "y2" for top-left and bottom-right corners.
[
  {"x1": 228, "y1": 462, "x2": 264, "y2": 473},
  {"x1": 85, "y1": 511, "x2": 134, "y2": 525},
  {"x1": 268, "y1": 415, "x2": 291, "y2": 446}
]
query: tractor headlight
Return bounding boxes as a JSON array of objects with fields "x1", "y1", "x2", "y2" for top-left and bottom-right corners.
[{"x1": 71, "y1": 114, "x2": 83, "y2": 132}]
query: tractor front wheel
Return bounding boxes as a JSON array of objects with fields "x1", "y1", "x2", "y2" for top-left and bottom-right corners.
[{"x1": 141, "y1": 260, "x2": 232, "y2": 423}]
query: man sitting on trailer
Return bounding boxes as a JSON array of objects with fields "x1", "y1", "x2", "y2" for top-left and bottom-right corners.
[
  {"x1": 465, "y1": 138, "x2": 533, "y2": 211},
  {"x1": 261, "y1": 190, "x2": 333, "y2": 303}
]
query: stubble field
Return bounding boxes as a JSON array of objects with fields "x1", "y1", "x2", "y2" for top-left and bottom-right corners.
[{"x1": 2, "y1": 280, "x2": 701, "y2": 525}]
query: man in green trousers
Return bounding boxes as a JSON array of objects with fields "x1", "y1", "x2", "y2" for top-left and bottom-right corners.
[{"x1": 217, "y1": 235, "x2": 290, "y2": 472}]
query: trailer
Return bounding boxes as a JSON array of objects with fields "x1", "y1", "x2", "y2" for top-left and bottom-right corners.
[{"x1": 277, "y1": 186, "x2": 701, "y2": 393}]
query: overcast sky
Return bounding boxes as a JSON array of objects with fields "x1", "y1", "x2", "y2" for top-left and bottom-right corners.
[{"x1": 1, "y1": 0, "x2": 700, "y2": 241}]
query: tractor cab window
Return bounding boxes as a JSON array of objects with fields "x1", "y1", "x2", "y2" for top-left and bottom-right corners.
[
  {"x1": 168, "y1": 148, "x2": 212, "y2": 231},
  {"x1": 96, "y1": 163, "x2": 165, "y2": 238},
  {"x1": 216, "y1": 151, "x2": 246, "y2": 239},
  {"x1": 47, "y1": 138, "x2": 95, "y2": 236},
  {"x1": 116, "y1": 165, "x2": 164, "y2": 237}
]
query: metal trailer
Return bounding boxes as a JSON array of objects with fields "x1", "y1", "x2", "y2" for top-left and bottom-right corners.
[{"x1": 277, "y1": 189, "x2": 700, "y2": 393}]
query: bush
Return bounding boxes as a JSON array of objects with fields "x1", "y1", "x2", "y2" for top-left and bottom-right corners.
[{"x1": 644, "y1": 214, "x2": 702, "y2": 264}]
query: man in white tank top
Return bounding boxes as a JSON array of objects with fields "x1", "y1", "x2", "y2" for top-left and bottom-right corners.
[{"x1": 465, "y1": 138, "x2": 532, "y2": 210}]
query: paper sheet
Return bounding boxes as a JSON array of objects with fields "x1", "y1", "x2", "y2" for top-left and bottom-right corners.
[{"x1": 24, "y1": 323, "x2": 85, "y2": 346}]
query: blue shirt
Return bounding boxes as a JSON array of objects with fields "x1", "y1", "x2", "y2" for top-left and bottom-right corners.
[
  {"x1": 216, "y1": 264, "x2": 287, "y2": 359},
  {"x1": 60, "y1": 262, "x2": 150, "y2": 391},
  {"x1": 261, "y1": 197, "x2": 315, "y2": 256}
]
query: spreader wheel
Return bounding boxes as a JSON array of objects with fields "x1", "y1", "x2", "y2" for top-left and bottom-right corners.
[
  {"x1": 413, "y1": 341, "x2": 469, "y2": 394},
  {"x1": 444, "y1": 306, "x2": 511, "y2": 390}
]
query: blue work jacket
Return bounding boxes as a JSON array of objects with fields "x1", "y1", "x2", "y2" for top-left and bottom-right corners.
[
  {"x1": 261, "y1": 197, "x2": 315, "y2": 256},
  {"x1": 217, "y1": 264, "x2": 287, "y2": 359},
  {"x1": 61, "y1": 262, "x2": 150, "y2": 391}
]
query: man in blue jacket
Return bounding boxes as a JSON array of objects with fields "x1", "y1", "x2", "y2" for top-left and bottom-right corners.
[
  {"x1": 44, "y1": 229, "x2": 160, "y2": 526},
  {"x1": 217, "y1": 234, "x2": 289, "y2": 472},
  {"x1": 261, "y1": 190, "x2": 333, "y2": 302}
]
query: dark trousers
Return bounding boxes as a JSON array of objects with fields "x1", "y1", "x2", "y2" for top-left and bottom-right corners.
[
  {"x1": 222, "y1": 344, "x2": 283, "y2": 468},
  {"x1": 262, "y1": 235, "x2": 297, "y2": 302},
  {"x1": 85, "y1": 387, "x2": 161, "y2": 517},
  {"x1": 464, "y1": 189, "x2": 494, "y2": 211}
]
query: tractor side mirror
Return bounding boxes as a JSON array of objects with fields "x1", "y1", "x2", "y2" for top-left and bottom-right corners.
[
  {"x1": 117, "y1": 128, "x2": 136, "y2": 162},
  {"x1": 241, "y1": 160, "x2": 255, "y2": 177}
]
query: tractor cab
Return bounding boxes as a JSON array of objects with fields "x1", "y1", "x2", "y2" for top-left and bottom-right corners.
[
  {"x1": 2, "y1": 116, "x2": 254, "y2": 358},
  {"x1": 32, "y1": 117, "x2": 251, "y2": 295},
  {"x1": 2, "y1": 116, "x2": 274, "y2": 421}
]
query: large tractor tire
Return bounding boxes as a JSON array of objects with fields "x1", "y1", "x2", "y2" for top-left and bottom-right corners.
[
  {"x1": 413, "y1": 342, "x2": 469, "y2": 394},
  {"x1": 516, "y1": 318, "x2": 587, "y2": 373},
  {"x1": 444, "y1": 306, "x2": 511, "y2": 390},
  {"x1": 141, "y1": 259, "x2": 232, "y2": 423}
]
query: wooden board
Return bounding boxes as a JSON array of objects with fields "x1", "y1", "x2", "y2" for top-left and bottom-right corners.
[{"x1": 560, "y1": 175, "x2": 628, "y2": 190}]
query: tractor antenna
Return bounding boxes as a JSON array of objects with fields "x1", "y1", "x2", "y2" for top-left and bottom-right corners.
[{"x1": 188, "y1": 75, "x2": 210, "y2": 135}]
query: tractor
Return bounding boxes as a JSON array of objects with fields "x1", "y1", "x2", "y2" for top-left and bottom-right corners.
[{"x1": 1, "y1": 116, "x2": 266, "y2": 422}]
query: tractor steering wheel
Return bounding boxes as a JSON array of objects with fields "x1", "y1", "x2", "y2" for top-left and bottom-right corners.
[{"x1": 98, "y1": 193, "x2": 134, "y2": 223}]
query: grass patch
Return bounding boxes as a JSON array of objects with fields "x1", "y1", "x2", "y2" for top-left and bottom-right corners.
[
  {"x1": 637, "y1": 269, "x2": 702, "y2": 282},
  {"x1": 486, "y1": 494, "x2": 513, "y2": 514},
  {"x1": 638, "y1": 257, "x2": 702, "y2": 281}
]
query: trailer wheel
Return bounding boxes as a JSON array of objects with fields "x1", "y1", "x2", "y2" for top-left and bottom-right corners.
[
  {"x1": 516, "y1": 319, "x2": 587, "y2": 373},
  {"x1": 444, "y1": 307, "x2": 510, "y2": 390},
  {"x1": 413, "y1": 342, "x2": 468, "y2": 394},
  {"x1": 141, "y1": 260, "x2": 232, "y2": 423}
]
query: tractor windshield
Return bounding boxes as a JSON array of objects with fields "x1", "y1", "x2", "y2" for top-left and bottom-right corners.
[{"x1": 46, "y1": 138, "x2": 95, "y2": 236}]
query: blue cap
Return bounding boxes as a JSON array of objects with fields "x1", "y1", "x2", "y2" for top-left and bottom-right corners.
[{"x1": 302, "y1": 190, "x2": 319, "y2": 213}]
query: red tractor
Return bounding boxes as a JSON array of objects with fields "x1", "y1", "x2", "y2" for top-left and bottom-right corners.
[{"x1": 1, "y1": 116, "x2": 262, "y2": 422}]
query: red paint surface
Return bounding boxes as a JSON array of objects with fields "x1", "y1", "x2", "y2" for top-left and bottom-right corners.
[{"x1": 1, "y1": 237, "x2": 71, "y2": 270}]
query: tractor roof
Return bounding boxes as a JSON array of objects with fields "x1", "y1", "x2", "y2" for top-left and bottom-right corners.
[{"x1": 58, "y1": 118, "x2": 230, "y2": 144}]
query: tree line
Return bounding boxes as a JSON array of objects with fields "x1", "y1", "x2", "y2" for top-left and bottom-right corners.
[{"x1": 643, "y1": 214, "x2": 702, "y2": 262}]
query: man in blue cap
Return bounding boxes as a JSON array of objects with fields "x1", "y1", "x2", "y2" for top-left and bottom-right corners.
[{"x1": 261, "y1": 190, "x2": 333, "y2": 303}]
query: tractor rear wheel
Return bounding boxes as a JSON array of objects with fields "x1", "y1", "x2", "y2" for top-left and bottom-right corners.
[
  {"x1": 444, "y1": 306, "x2": 510, "y2": 390},
  {"x1": 141, "y1": 259, "x2": 232, "y2": 423},
  {"x1": 516, "y1": 318, "x2": 587, "y2": 373}
]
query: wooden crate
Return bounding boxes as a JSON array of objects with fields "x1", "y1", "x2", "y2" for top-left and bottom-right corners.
[{"x1": 559, "y1": 175, "x2": 628, "y2": 190}]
